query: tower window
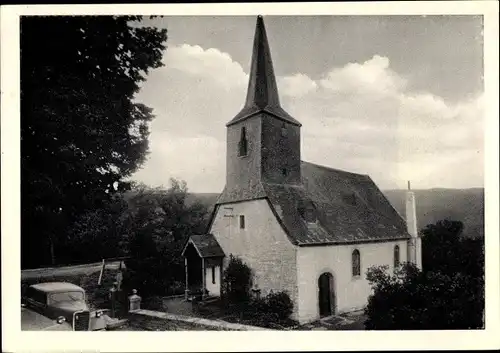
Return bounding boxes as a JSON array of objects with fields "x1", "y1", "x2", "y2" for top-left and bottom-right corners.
[
  {"x1": 281, "y1": 122, "x2": 287, "y2": 137},
  {"x1": 352, "y1": 249, "x2": 361, "y2": 277},
  {"x1": 238, "y1": 127, "x2": 248, "y2": 157},
  {"x1": 212, "y1": 267, "x2": 216, "y2": 284},
  {"x1": 298, "y1": 201, "x2": 316, "y2": 223},
  {"x1": 282, "y1": 168, "x2": 287, "y2": 176},
  {"x1": 342, "y1": 192, "x2": 357, "y2": 205},
  {"x1": 239, "y1": 215, "x2": 245, "y2": 229},
  {"x1": 304, "y1": 206, "x2": 315, "y2": 223}
]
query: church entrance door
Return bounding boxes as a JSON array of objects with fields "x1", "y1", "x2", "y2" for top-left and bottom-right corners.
[{"x1": 318, "y1": 272, "x2": 335, "y2": 317}]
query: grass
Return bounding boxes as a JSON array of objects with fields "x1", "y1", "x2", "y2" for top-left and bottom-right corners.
[
  {"x1": 119, "y1": 318, "x2": 232, "y2": 331},
  {"x1": 190, "y1": 299, "x2": 299, "y2": 330}
]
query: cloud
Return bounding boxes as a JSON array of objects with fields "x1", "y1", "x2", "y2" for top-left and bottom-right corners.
[
  {"x1": 319, "y1": 55, "x2": 407, "y2": 95},
  {"x1": 132, "y1": 132, "x2": 226, "y2": 190},
  {"x1": 165, "y1": 44, "x2": 249, "y2": 90},
  {"x1": 285, "y1": 55, "x2": 484, "y2": 189},
  {"x1": 279, "y1": 73, "x2": 318, "y2": 98},
  {"x1": 132, "y1": 46, "x2": 484, "y2": 191}
]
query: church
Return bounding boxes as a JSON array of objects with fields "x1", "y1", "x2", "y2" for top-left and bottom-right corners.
[{"x1": 182, "y1": 15, "x2": 422, "y2": 324}]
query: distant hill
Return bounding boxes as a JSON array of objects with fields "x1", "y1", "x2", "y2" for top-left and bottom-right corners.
[
  {"x1": 187, "y1": 189, "x2": 484, "y2": 239},
  {"x1": 383, "y1": 188, "x2": 484, "y2": 239}
]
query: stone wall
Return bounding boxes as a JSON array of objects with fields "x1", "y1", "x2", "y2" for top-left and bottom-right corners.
[
  {"x1": 261, "y1": 114, "x2": 301, "y2": 185},
  {"x1": 210, "y1": 199, "x2": 299, "y2": 319},
  {"x1": 225, "y1": 115, "x2": 262, "y2": 191},
  {"x1": 296, "y1": 239, "x2": 409, "y2": 323}
]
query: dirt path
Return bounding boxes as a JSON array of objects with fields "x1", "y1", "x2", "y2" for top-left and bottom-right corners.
[{"x1": 21, "y1": 261, "x2": 122, "y2": 281}]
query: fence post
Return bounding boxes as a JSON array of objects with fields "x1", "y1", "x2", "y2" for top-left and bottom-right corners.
[
  {"x1": 98, "y1": 259, "x2": 106, "y2": 286},
  {"x1": 109, "y1": 282, "x2": 117, "y2": 317}
]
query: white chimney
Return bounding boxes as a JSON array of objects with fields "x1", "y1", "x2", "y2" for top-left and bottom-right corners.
[{"x1": 406, "y1": 181, "x2": 422, "y2": 269}]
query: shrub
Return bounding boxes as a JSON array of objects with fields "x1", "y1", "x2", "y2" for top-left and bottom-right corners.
[
  {"x1": 265, "y1": 291, "x2": 293, "y2": 321},
  {"x1": 220, "y1": 256, "x2": 294, "y2": 325},
  {"x1": 365, "y1": 262, "x2": 484, "y2": 330},
  {"x1": 246, "y1": 290, "x2": 293, "y2": 324},
  {"x1": 249, "y1": 296, "x2": 269, "y2": 313},
  {"x1": 222, "y1": 255, "x2": 253, "y2": 305}
]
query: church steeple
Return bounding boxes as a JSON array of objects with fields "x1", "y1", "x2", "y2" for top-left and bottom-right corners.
[
  {"x1": 245, "y1": 15, "x2": 280, "y2": 110},
  {"x1": 227, "y1": 15, "x2": 301, "y2": 127},
  {"x1": 224, "y1": 15, "x2": 302, "y2": 191}
]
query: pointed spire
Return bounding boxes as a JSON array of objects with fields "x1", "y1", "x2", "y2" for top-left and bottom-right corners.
[
  {"x1": 227, "y1": 16, "x2": 301, "y2": 127},
  {"x1": 245, "y1": 15, "x2": 280, "y2": 109}
]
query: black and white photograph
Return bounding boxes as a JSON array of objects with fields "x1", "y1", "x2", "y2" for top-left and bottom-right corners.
[{"x1": 1, "y1": 2, "x2": 499, "y2": 352}]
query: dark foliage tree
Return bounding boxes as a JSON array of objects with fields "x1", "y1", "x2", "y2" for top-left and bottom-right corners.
[
  {"x1": 66, "y1": 193, "x2": 129, "y2": 265},
  {"x1": 122, "y1": 179, "x2": 210, "y2": 297},
  {"x1": 365, "y1": 263, "x2": 484, "y2": 330},
  {"x1": 21, "y1": 16, "x2": 168, "y2": 268},
  {"x1": 421, "y1": 219, "x2": 484, "y2": 279},
  {"x1": 365, "y1": 219, "x2": 485, "y2": 330}
]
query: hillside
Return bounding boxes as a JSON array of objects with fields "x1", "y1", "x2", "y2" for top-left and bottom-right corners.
[
  {"x1": 187, "y1": 189, "x2": 484, "y2": 239},
  {"x1": 383, "y1": 188, "x2": 484, "y2": 239}
]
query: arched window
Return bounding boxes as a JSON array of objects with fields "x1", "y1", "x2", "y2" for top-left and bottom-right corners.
[
  {"x1": 238, "y1": 127, "x2": 248, "y2": 157},
  {"x1": 394, "y1": 245, "x2": 400, "y2": 269},
  {"x1": 352, "y1": 249, "x2": 361, "y2": 277}
]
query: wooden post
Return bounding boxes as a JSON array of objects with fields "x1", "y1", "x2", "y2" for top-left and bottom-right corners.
[
  {"x1": 98, "y1": 259, "x2": 105, "y2": 286},
  {"x1": 219, "y1": 258, "x2": 224, "y2": 296},
  {"x1": 184, "y1": 257, "x2": 189, "y2": 300},
  {"x1": 201, "y1": 257, "x2": 206, "y2": 300},
  {"x1": 109, "y1": 283, "x2": 117, "y2": 317}
]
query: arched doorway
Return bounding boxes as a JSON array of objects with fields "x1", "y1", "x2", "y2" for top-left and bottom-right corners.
[{"x1": 318, "y1": 272, "x2": 335, "y2": 317}]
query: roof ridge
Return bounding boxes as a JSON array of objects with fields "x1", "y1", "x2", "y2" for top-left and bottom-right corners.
[
  {"x1": 261, "y1": 181, "x2": 305, "y2": 189},
  {"x1": 301, "y1": 160, "x2": 370, "y2": 178}
]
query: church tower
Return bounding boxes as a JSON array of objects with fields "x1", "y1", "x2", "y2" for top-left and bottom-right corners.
[{"x1": 225, "y1": 16, "x2": 302, "y2": 193}]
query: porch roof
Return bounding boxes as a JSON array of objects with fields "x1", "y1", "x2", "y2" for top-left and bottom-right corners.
[{"x1": 182, "y1": 234, "x2": 225, "y2": 258}]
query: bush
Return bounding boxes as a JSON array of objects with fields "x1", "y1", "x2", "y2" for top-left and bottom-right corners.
[
  {"x1": 246, "y1": 290, "x2": 293, "y2": 324},
  {"x1": 220, "y1": 256, "x2": 294, "y2": 325},
  {"x1": 365, "y1": 262, "x2": 484, "y2": 330},
  {"x1": 265, "y1": 291, "x2": 294, "y2": 321},
  {"x1": 222, "y1": 255, "x2": 253, "y2": 305}
]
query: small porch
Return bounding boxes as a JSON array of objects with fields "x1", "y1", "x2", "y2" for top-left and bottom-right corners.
[{"x1": 181, "y1": 234, "x2": 225, "y2": 301}]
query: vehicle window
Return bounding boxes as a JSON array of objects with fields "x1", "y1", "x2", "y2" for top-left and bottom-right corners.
[
  {"x1": 49, "y1": 291, "x2": 84, "y2": 303},
  {"x1": 26, "y1": 287, "x2": 46, "y2": 304}
]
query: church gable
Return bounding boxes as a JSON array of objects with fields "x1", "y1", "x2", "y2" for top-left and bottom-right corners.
[{"x1": 208, "y1": 198, "x2": 299, "y2": 305}]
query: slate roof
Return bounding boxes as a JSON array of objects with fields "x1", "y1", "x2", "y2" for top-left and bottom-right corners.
[
  {"x1": 216, "y1": 161, "x2": 410, "y2": 246},
  {"x1": 182, "y1": 234, "x2": 225, "y2": 258},
  {"x1": 226, "y1": 16, "x2": 301, "y2": 128}
]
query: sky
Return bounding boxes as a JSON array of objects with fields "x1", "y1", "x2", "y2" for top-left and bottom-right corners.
[{"x1": 131, "y1": 15, "x2": 484, "y2": 192}]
